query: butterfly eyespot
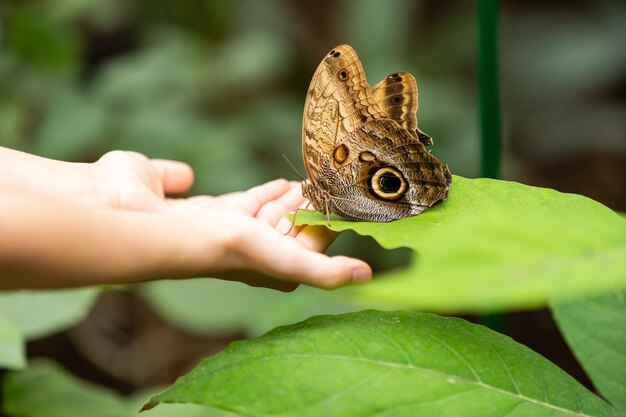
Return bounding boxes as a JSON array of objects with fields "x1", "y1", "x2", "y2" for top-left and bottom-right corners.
[
  {"x1": 369, "y1": 167, "x2": 407, "y2": 201},
  {"x1": 392, "y1": 95, "x2": 403, "y2": 104},
  {"x1": 379, "y1": 172, "x2": 401, "y2": 193},
  {"x1": 338, "y1": 69, "x2": 349, "y2": 80},
  {"x1": 333, "y1": 144, "x2": 349, "y2": 164},
  {"x1": 359, "y1": 151, "x2": 376, "y2": 162},
  {"x1": 389, "y1": 73, "x2": 399, "y2": 78},
  {"x1": 329, "y1": 49, "x2": 336, "y2": 56},
  {"x1": 332, "y1": 51, "x2": 341, "y2": 58}
]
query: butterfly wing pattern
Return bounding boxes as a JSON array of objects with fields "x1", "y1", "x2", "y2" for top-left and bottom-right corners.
[{"x1": 302, "y1": 45, "x2": 451, "y2": 222}]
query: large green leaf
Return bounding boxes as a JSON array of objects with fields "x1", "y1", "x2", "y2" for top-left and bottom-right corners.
[
  {"x1": 2, "y1": 360, "x2": 238, "y2": 417},
  {"x1": 0, "y1": 288, "x2": 99, "y2": 340},
  {"x1": 0, "y1": 315, "x2": 25, "y2": 370},
  {"x1": 296, "y1": 176, "x2": 626, "y2": 312},
  {"x1": 551, "y1": 288, "x2": 626, "y2": 412},
  {"x1": 145, "y1": 310, "x2": 620, "y2": 417},
  {"x1": 295, "y1": 176, "x2": 621, "y2": 250}
]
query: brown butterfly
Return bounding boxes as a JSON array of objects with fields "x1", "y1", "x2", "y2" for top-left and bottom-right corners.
[{"x1": 301, "y1": 44, "x2": 451, "y2": 222}]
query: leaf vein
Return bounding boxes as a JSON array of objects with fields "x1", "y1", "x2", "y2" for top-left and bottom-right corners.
[
  {"x1": 427, "y1": 333, "x2": 483, "y2": 383},
  {"x1": 204, "y1": 353, "x2": 601, "y2": 417}
]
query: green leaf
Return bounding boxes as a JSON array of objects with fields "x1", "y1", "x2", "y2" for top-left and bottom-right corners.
[
  {"x1": 3, "y1": 360, "x2": 131, "y2": 417},
  {"x1": 2, "y1": 360, "x2": 238, "y2": 417},
  {"x1": 296, "y1": 176, "x2": 626, "y2": 312},
  {"x1": 145, "y1": 310, "x2": 619, "y2": 417},
  {"x1": 551, "y1": 288, "x2": 626, "y2": 412},
  {"x1": 0, "y1": 288, "x2": 99, "y2": 340},
  {"x1": 139, "y1": 402, "x2": 240, "y2": 417},
  {"x1": 0, "y1": 315, "x2": 26, "y2": 370},
  {"x1": 295, "y1": 176, "x2": 621, "y2": 251},
  {"x1": 141, "y1": 279, "x2": 364, "y2": 336}
]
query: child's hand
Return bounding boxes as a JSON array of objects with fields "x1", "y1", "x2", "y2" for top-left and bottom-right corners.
[
  {"x1": 160, "y1": 179, "x2": 372, "y2": 291},
  {"x1": 95, "y1": 153, "x2": 371, "y2": 289},
  {"x1": 0, "y1": 147, "x2": 371, "y2": 290}
]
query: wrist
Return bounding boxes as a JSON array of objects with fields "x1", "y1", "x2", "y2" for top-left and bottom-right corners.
[
  {"x1": 156, "y1": 205, "x2": 237, "y2": 280},
  {"x1": 52, "y1": 161, "x2": 118, "y2": 209},
  {"x1": 86, "y1": 162, "x2": 121, "y2": 209}
]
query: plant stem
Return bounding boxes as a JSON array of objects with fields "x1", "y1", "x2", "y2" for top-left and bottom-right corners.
[
  {"x1": 478, "y1": 0, "x2": 501, "y2": 179},
  {"x1": 478, "y1": 0, "x2": 503, "y2": 332}
]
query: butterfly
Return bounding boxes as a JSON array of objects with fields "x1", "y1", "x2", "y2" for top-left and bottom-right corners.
[{"x1": 301, "y1": 45, "x2": 451, "y2": 222}]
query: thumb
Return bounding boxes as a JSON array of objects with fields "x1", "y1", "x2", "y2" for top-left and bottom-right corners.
[{"x1": 150, "y1": 159, "x2": 194, "y2": 194}]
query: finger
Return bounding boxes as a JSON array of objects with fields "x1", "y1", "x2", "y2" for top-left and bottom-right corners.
[
  {"x1": 151, "y1": 159, "x2": 194, "y2": 194},
  {"x1": 275, "y1": 216, "x2": 301, "y2": 236},
  {"x1": 288, "y1": 180, "x2": 303, "y2": 190},
  {"x1": 274, "y1": 183, "x2": 308, "y2": 234},
  {"x1": 212, "y1": 191, "x2": 244, "y2": 203},
  {"x1": 294, "y1": 225, "x2": 339, "y2": 252},
  {"x1": 257, "y1": 187, "x2": 307, "y2": 227},
  {"x1": 240, "y1": 231, "x2": 371, "y2": 289},
  {"x1": 268, "y1": 249, "x2": 372, "y2": 289},
  {"x1": 278, "y1": 205, "x2": 324, "y2": 237},
  {"x1": 236, "y1": 179, "x2": 292, "y2": 215}
]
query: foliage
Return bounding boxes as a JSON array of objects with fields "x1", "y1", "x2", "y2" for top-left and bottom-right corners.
[
  {"x1": 0, "y1": 315, "x2": 25, "y2": 370},
  {"x1": 0, "y1": 0, "x2": 625, "y2": 416},
  {"x1": 296, "y1": 176, "x2": 626, "y2": 312},
  {"x1": 551, "y1": 288, "x2": 626, "y2": 411},
  {"x1": 0, "y1": 288, "x2": 99, "y2": 340},
  {"x1": 3, "y1": 360, "x2": 237, "y2": 417},
  {"x1": 0, "y1": 288, "x2": 98, "y2": 370},
  {"x1": 142, "y1": 279, "x2": 364, "y2": 336},
  {"x1": 144, "y1": 310, "x2": 622, "y2": 417}
]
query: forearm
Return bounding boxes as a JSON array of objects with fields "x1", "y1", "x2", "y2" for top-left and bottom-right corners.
[
  {"x1": 0, "y1": 147, "x2": 105, "y2": 207},
  {"x1": 0, "y1": 189, "x2": 202, "y2": 289}
]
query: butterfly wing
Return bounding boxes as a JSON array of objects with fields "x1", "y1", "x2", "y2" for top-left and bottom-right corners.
[
  {"x1": 370, "y1": 71, "x2": 433, "y2": 146},
  {"x1": 301, "y1": 45, "x2": 451, "y2": 222},
  {"x1": 302, "y1": 45, "x2": 387, "y2": 185}
]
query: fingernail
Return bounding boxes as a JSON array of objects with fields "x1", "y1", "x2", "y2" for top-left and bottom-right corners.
[{"x1": 351, "y1": 268, "x2": 371, "y2": 282}]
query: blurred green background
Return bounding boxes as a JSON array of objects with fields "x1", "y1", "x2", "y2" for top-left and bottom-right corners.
[{"x1": 0, "y1": 0, "x2": 624, "y2": 415}]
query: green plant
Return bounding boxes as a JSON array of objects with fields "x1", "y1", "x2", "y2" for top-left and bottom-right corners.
[
  {"x1": 139, "y1": 176, "x2": 626, "y2": 416},
  {"x1": 1, "y1": 1, "x2": 625, "y2": 416},
  {"x1": 144, "y1": 309, "x2": 623, "y2": 417},
  {"x1": 3, "y1": 176, "x2": 623, "y2": 416}
]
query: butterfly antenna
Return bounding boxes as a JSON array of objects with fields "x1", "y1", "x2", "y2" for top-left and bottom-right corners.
[
  {"x1": 280, "y1": 154, "x2": 306, "y2": 181},
  {"x1": 260, "y1": 152, "x2": 305, "y2": 181}
]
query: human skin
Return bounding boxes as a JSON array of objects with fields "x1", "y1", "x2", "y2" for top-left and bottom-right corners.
[{"x1": 0, "y1": 148, "x2": 372, "y2": 291}]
